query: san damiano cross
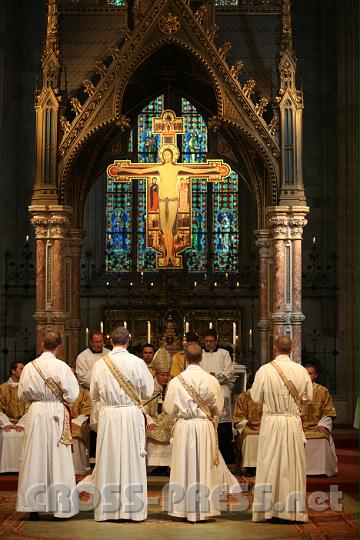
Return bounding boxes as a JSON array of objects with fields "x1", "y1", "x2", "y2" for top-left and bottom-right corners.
[{"x1": 107, "y1": 110, "x2": 230, "y2": 269}]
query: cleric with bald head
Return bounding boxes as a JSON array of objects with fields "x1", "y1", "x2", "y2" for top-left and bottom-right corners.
[{"x1": 251, "y1": 336, "x2": 313, "y2": 523}]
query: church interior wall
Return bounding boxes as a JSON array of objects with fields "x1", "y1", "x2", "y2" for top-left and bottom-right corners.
[{"x1": 0, "y1": 0, "x2": 357, "y2": 422}]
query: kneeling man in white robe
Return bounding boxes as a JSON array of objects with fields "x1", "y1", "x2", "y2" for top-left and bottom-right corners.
[
  {"x1": 251, "y1": 336, "x2": 313, "y2": 523},
  {"x1": 164, "y1": 342, "x2": 224, "y2": 522},
  {"x1": 16, "y1": 332, "x2": 79, "y2": 519}
]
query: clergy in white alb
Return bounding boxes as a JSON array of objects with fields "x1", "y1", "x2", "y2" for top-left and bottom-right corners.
[
  {"x1": 163, "y1": 342, "x2": 224, "y2": 522},
  {"x1": 251, "y1": 336, "x2": 313, "y2": 522},
  {"x1": 200, "y1": 329, "x2": 234, "y2": 463},
  {"x1": 16, "y1": 332, "x2": 80, "y2": 519},
  {"x1": 145, "y1": 348, "x2": 174, "y2": 471},
  {"x1": 75, "y1": 331, "x2": 110, "y2": 390},
  {"x1": 303, "y1": 362, "x2": 338, "y2": 476},
  {"x1": 0, "y1": 361, "x2": 28, "y2": 473},
  {"x1": 87, "y1": 326, "x2": 154, "y2": 522}
]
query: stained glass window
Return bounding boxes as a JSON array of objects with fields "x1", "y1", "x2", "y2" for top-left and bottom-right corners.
[
  {"x1": 138, "y1": 96, "x2": 163, "y2": 163},
  {"x1": 181, "y1": 98, "x2": 207, "y2": 163},
  {"x1": 215, "y1": 0, "x2": 238, "y2": 6},
  {"x1": 105, "y1": 177, "x2": 132, "y2": 272},
  {"x1": 212, "y1": 170, "x2": 239, "y2": 272},
  {"x1": 106, "y1": 95, "x2": 239, "y2": 274}
]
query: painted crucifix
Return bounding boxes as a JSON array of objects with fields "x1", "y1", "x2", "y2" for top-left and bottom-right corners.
[{"x1": 107, "y1": 109, "x2": 230, "y2": 269}]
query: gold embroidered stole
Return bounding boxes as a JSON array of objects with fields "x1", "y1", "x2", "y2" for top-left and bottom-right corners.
[
  {"x1": 102, "y1": 355, "x2": 143, "y2": 410},
  {"x1": 31, "y1": 361, "x2": 73, "y2": 445},
  {"x1": 270, "y1": 361, "x2": 303, "y2": 416},
  {"x1": 178, "y1": 374, "x2": 219, "y2": 466}
]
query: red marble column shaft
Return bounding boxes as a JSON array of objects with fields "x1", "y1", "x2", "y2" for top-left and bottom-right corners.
[
  {"x1": 291, "y1": 238, "x2": 302, "y2": 363},
  {"x1": 272, "y1": 238, "x2": 285, "y2": 339},
  {"x1": 52, "y1": 239, "x2": 64, "y2": 312}
]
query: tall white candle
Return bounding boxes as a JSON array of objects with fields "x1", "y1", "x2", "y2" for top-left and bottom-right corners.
[
  {"x1": 209, "y1": 321, "x2": 213, "y2": 329},
  {"x1": 124, "y1": 320, "x2": 127, "y2": 329},
  {"x1": 85, "y1": 327, "x2": 89, "y2": 347},
  {"x1": 185, "y1": 321, "x2": 189, "y2": 333},
  {"x1": 232, "y1": 322, "x2": 236, "y2": 345},
  {"x1": 100, "y1": 321, "x2": 104, "y2": 334},
  {"x1": 249, "y1": 328, "x2": 253, "y2": 350},
  {"x1": 147, "y1": 320, "x2": 151, "y2": 343}
]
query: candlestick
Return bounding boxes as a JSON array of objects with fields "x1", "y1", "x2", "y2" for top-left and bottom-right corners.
[
  {"x1": 147, "y1": 320, "x2": 151, "y2": 343},
  {"x1": 249, "y1": 328, "x2": 253, "y2": 350},
  {"x1": 100, "y1": 321, "x2": 104, "y2": 334},
  {"x1": 85, "y1": 327, "x2": 89, "y2": 347},
  {"x1": 25, "y1": 235, "x2": 29, "y2": 243},
  {"x1": 232, "y1": 322, "x2": 236, "y2": 346},
  {"x1": 185, "y1": 321, "x2": 189, "y2": 333},
  {"x1": 209, "y1": 321, "x2": 213, "y2": 329},
  {"x1": 312, "y1": 236, "x2": 316, "y2": 245},
  {"x1": 124, "y1": 320, "x2": 127, "y2": 329}
]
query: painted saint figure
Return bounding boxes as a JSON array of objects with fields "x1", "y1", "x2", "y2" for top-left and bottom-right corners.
[{"x1": 149, "y1": 177, "x2": 159, "y2": 211}]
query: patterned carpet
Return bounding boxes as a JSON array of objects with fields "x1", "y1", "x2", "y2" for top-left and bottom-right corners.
[{"x1": 0, "y1": 487, "x2": 358, "y2": 540}]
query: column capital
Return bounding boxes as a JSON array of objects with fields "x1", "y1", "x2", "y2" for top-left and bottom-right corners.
[
  {"x1": 288, "y1": 206, "x2": 309, "y2": 239},
  {"x1": 67, "y1": 229, "x2": 86, "y2": 255},
  {"x1": 271, "y1": 312, "x2": 289, "y2": 324},
  {"x1": 290, "y1": 312, "x2": 306, "y2": 323},
  {"x1": 31, "y1": 214, "x2": 51, "y2": 238},
  {"x1": 254, "y1": 230, "x2": 272, "y2": 258}
]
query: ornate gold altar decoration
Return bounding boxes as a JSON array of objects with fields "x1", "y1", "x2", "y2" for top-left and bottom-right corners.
[
  {"x1": 159, "y1": 313, "x2": 182, "y2": 350},
  {"x1": 158, "y1": 12, "x2": 181, "y2": 35},
  {"x1": 107, "y1": 109, "x2": 230, "y2": 269}
]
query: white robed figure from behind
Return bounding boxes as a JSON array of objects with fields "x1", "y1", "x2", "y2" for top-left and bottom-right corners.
[
  {"x1": 251, "y1": 336, "x2": 313, "y2": 522},
  {"x1": 86, "y1": 326, "x2": 154, "y2": 522},
  {"x1": 163, "y1": 342, "x2": 224, "y2": 522},
  {"x1": 16, "y1": 332, "x2": 79, "y2": 519}
]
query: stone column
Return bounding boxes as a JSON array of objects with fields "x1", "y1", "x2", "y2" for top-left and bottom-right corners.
[
  {"x1": 267, "y1": 208, "x2": 289, "y2": 340},
  {"x1": 66, "y1": 229, "x2": 85, "y2": 366},
  {"x1": 289, "y1": 211, "x2": 308, "y2": 363},
  {"x1": 255, "y1": 230, "x2": 272, "y2": 364},
  {"x1": 31, "y1": 214, "x2": 50, "y2": 355},
  {"x1": 30, "y1": 206, "x2": 72, "y2": 359}
]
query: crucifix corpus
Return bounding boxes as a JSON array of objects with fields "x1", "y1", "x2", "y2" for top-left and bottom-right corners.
[{"x1": 107, "y1": 109, "x2": 231, "y2": 269}]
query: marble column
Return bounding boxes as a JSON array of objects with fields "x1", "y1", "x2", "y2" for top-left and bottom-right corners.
[
  {"x1": 66, "y1": 229, "x2": 85, "y2": 366},
  {"x1": 267, "y1": 208, "x2": 289, "y2": 340},
  {"x1": 289, "y1": 211, "x2": 308, "y2": 363},
  {"x1": 255, "y1": 230, "x2": 272, "y2": 364},
  {"x1": 31, "y1": 214, "x2": 50, "y2": 355}
]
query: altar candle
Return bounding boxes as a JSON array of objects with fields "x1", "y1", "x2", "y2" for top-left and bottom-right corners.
[
  {"x1": 124, "y1": 321, "x2": 127, "y2": 329},
  {"x1": 232, "y1": 322, "x2": 236, "y2": 345},
  {"x1": 100, "y1": 321, "x2": 104, "y2": 334},
  {"x1": 209, "y1": 321, "x2": 213, "y2": 329},
  {"x1": 312, "y1": 236, "x2": 316, "y2": 245},
  {"x1": 25, "y1": 235, "x2": 29, "y2": 243},
  {"x1": 85, "y1": 327, "x2": 89, "y2": 347},
  {"x1": 147, "y1": 321, "x2": 151, "y2": 343},
  {"x1": 249, "y1": 328, "x2": 253, "y2": 350},
  {"x1": 185, "y1": 321, "x2": 189, "y2": 333}
]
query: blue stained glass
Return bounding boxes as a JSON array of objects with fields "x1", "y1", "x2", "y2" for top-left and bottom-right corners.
[
  {"x1": 181, "y1": 98, "x2": 207, "y2": 164},
  {"x1": 185, "y1": 178, "x2": 208, "y2": 272},
  {"x1": 105, "y1": 176, "x2": 132, "y2": 272},
  {"x1": 138, "y1": 96, "x2": 163, "y2": 163},
  {"x1": 212, "y1": 170, "x2": 239, "y2": 272},
  {"x1": 215, "y1": 0, "x2": 238, "y2": 5}
]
